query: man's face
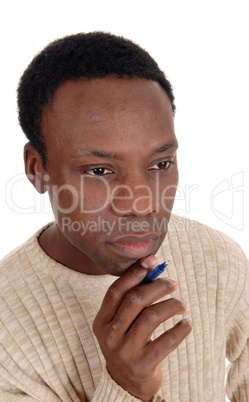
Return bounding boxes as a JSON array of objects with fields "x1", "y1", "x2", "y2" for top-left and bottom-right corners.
[{"x1": 41, "y1": 77, "x2": 178, "y2": 276}]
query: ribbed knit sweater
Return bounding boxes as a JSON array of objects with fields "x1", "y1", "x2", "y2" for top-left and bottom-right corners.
[{"x1": 0, "y1": 215, "x2": 248, "y2": 401}]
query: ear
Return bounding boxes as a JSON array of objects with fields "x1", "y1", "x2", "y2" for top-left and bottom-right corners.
[{"x1": 24, "y1": 142, "x2": 48, "y2": 194}]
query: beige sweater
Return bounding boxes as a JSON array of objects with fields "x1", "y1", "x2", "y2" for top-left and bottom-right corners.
[{"x1": 0, "y1": 215, "x2": 248, "y2": 401}]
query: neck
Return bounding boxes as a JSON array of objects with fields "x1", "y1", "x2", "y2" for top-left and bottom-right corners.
[{"x1": 38, "y1": 223, "x2": 105, "y2": 275}]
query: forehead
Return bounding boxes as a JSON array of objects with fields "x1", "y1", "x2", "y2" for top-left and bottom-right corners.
[
  {"x1": 50, "y1": 75, "x2": 171, "y2": 105},
  {"x1": 41, "y1": 77, "x2": 175, "y2": 155},
  {"x1": 44, "y1": 76, "x2": 174, "y2": 122}
]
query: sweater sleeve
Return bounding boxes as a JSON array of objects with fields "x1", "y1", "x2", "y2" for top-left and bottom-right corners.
[
  {"x1": 225, "y1": 252, "x2": 249, "y2": 401},
  {"x1": 0, "y1": 367, "x2": 164, "y2": 402},
  {"x1": 92, "y1": 366, "x2": 164, "y2": 402}
]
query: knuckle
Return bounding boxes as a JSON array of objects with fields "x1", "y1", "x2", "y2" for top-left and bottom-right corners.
[
  {"x1": 163, "y1": 332, "x2": 176, "y2": 349},
  {"x1": 159, "y1": 319, "x2": 192, "y2": 354},
  {"x1": 114, "y1": 345, "x2": 134, "y2": 368},
  {"x1": 126, "y1": 288, "x2": 143, "y2": 306},
  {"x1": 142, "y1": 307, "x2": 159, "y2": 323},
  {"x1": 116, "y1": 346, "x2": 128, "y2": 361},
  {"x1": 129, "y1": 362, "x2": 142, "y2": 378},
  {"x1": 106, "y1": 282, "x2": 121, "y2": 300},
  {"x1": 105, "y1": 331, "x2": 116, "y2": 350},
  {"x1": 150, "y1": 346, "x2": 161, "y2": 362},
  {"x1": 130, "y1": 265, "x2": 147, "y2": 278},
  {"x1": 157, "y1": 278, "x2": 177, "y2": 296},
  {"x1": 116, "y1": 350, "x2": 140, "y2": 376},
  {"x1": 110, "y1": 316, "x2": 121, "y2": 331}
]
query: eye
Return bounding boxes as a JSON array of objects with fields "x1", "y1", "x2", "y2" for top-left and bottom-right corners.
[
  {"x1": 84, "y1": 167, "x2": 114, "y2": 176},
  {"x1": 149, "y1": 160, "x2": 175, "y2": 171}
]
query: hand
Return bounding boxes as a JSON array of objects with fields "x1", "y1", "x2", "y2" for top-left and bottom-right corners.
[{"x1": 93, "y1": 255, "x2": 192, "y2": 402}]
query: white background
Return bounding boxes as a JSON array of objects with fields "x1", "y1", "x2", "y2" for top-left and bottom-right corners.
[
  {"x1": 0, "y1": 2, "x2": 248, "y2": 398},
  {"x1": 0, "y1": 0, "x2": 248, "y2": 262}
]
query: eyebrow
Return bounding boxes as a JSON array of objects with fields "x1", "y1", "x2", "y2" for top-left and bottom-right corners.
[
  {"x1": 149, "y1": 140, "x2": 178, "y2": 156},
  {"x1": 71, "y1": 148, "x2": 120, "y2": 160},
  {"x1": 70, "y1": 140, "x2": 178, "y2": 160}
]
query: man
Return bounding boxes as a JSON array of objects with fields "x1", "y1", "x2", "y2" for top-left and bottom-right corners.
[{"x1": 0, "y1": 32, "x2": 248, "y2": 401}]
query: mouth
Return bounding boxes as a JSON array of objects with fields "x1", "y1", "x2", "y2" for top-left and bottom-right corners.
[{"x1": 107, "y1": 234, "x2": 160, "y2": 259}]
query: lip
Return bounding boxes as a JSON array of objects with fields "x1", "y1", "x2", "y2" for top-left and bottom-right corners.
[
  {"x1": 107, "y1": 234, "x2": 160, "y2": 259},
  {"x1": 111, "y1": 233, "x2": 160, "y2": 243}
]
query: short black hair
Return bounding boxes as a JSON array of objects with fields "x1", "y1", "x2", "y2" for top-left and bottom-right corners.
[{"x1": 18, "y1": 32, "x2": 175, "y2": 168}]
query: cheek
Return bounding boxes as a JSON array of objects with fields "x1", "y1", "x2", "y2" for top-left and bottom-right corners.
[
  {"x1": 48, "y1": 176, "x2": 113, "y2": 217},
  {"x1": 80, "y1": 177, "x2": 112, "y2": 214},
  {"x1": 159, "y1": 171, "x2": 178, "y2": 213},
  {"x1": 47, "y1": 184, "x2": 80, "y2": 218}
]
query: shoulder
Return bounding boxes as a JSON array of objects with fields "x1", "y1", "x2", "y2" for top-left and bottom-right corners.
[
  {"x1": 167, "y1": 214, "x2": 248, "y2": 268},
  {"x1": 164, "y1": 214, "x2": 249, "y2": 310},
  {"x1": 0, "y1": 222, "x2": 53, "y2": 283}
]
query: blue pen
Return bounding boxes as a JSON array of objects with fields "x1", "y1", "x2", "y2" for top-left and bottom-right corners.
[{"x1": 139, "y1": 260, "x2": 170, "y2": 286}]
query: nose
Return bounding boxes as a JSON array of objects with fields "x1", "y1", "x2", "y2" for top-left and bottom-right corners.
[{"x1": 110, "y1": 173, "x2": 158, "y2": 217}]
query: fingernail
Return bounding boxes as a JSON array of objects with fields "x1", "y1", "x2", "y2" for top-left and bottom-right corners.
[
  {"x1": 167, "y1": 278, "x2": 177, "y2": 287},
  {"x1": 185, "y1": 318, "x2": 192, "y2": 327},
  {"x1": 181, "y1": 301, "x2": 186, "y2": 310},
  {"x1": 141, "y1": 255, "x2": 158, "y2": 268}
]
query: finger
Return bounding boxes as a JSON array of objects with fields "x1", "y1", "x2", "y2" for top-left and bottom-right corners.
[
  {"x1": 110, "y1": 279, "x2": 178, "y2": 334},
  {"x1": 125, "y1": 298, "x2": 186, "y2": 345},
  {"x1": 143, "y1": 319, "x2": 192, "y2": 367},
  {"x1": 94, "y1": 255, "x2": 158, "y2": 326}
]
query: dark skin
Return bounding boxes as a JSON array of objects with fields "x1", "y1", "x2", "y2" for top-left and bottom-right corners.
[{"x1": 24, "y1": 76, "x2": 192, "y2": 401}]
